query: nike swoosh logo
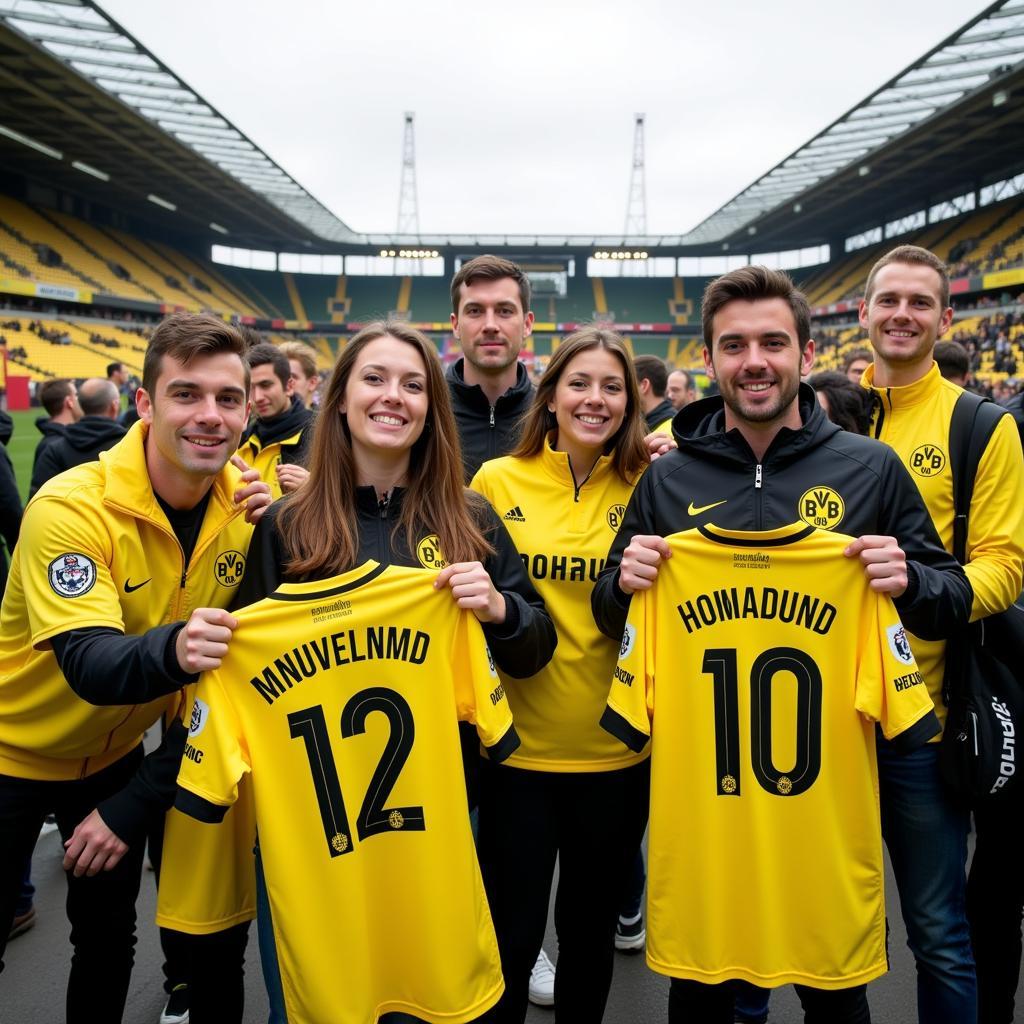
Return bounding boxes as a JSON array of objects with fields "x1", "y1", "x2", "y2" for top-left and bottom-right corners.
[
  {"x1": 687, "y1": 499, "x2": 727, "y2": 516},
  {"x1": 124, "y1": 578, "x2": 152, "y2": 593}
]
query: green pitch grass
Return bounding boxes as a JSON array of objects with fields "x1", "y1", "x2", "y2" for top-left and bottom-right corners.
[{"x1": 6, "y1": 408, "x2": 42, "y2": 505}]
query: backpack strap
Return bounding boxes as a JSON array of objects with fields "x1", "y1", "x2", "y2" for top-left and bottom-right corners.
[{"x1": 948, "y1": 391, "x2": 1006, "y2": 566}]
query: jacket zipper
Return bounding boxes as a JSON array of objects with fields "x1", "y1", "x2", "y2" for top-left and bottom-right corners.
[
  {"x1": 754, "y1": 463, "x2": 763, "y2": 530},
  {"x1": 377, "y1": 491, "x2": 391, "y2": 565},
  {"x1": 872, "y1": 389, "x2": 890, "y2": 439},
  {"x1": 568, "y1": 457, "x2": 598, "y2": 503}
]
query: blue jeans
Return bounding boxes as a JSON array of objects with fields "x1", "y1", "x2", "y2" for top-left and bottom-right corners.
[{"x1": 877, "y1": 733, "x2": 976, "y2": 1023}]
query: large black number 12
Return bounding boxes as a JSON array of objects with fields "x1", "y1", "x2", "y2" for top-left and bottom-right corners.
[
  {"x1": 702, "y1": 647, "x2": 822, "y2": 798},
  {"x1": 288, "y1": 687, "x2": 425, "y2": 858}
]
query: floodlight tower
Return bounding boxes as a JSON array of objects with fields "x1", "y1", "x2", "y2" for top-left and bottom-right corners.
[
  {"x1": 396, "y1": 112, "x2": 420, "y2": 236},
  {"x1": 624, "y1": 113, "x2": 647, "y2": 237}
]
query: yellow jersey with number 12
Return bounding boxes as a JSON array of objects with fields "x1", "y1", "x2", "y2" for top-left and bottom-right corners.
[
  {"x1": 176, "y1": 561, "x2": 518, "y2": 1024},
  {"x1": 602, "y1": 523, "x2": 940, "y2": 989}
]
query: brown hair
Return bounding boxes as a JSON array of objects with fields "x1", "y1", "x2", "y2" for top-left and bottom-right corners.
[
  {"x1": 633, "y1": 354, "x2": 668, "y2": 397},
  {"x1": 143, "y1": 313, "x2": 249, "y2": 394},
  {"x1": 39, "y1": 378, "x2": 75, "y2": 416},
  {"x1": 702, "y1": 266, "x2": 811, "y2": 351},
  {"x1": 864, "y1": 244, "x2": 950, "y2": 308},
  {"x1": 247, "y1": 342, "x2": 291, "y2": 389},
  {"x1": 451, "y1": 254, "x2": 531, "y2": 315},
  {"x1": 278, "y1": 321, "x2": 493, "y2": 577},
  {"x1": 513, "y1": 326, "x2": 648, "y2": 484},
  {"x1": 279, "y1": 340, "x2": 319, "y2": 380}
]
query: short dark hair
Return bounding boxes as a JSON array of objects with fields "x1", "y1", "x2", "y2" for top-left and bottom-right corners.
[
  {"x1": 701, "y1": 266, "x2": 811, "y2": 351},
  {"x1": 934, "y1": 340, "x2": 969, "y2": 381},
  {"x1": 842, "y1": 348, "x2": 872, "y2": 375},
  {"x1": 864, "y1": 244, "x2": 950, "y2": 309},
  {"x1": 39, "y1": 378, "x2": 74, "y2": 416},
  {"x1": 106, "y1": 362, "x2": 124, "y2": 379},
  {"x1": 238, "y1": 325, "x2": 266, "y2": 350},
  {"x1": 633, "y1": 355, "x2": 668, "y2": 397},
  {"x1": 246, "y1": 343, "x2": 291, "y2": 389},
  {"x1": 142, "y1": 312, "x2": 249, "y2": 395},
  {"x1": 807, "y1": 371, "x2": 872, "y2": 435},
  {"x1": 451, "y1": 254, "x2": 531, "y2": 315}
]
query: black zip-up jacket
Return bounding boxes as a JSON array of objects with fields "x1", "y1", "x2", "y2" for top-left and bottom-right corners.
[
  {"x1": 29, "y1": 416, "x2": 126, "y2": 499},
  {"x1": 592, "y1": 385, "x2": 973, "y2": 644},
  {"x1": 445, "y1": 358, "x2": 535, "y2": 481},
  {"x1": 644, "y1": 398, "x2": 676, "y2": 432}
]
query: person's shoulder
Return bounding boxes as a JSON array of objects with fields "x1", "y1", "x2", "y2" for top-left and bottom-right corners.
[{"x1": 31, "y1": 457, "x2": 105, "y2": 503}]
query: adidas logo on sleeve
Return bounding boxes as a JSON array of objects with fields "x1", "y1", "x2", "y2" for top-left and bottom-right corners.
[{"x1": 503, "y1": 506, "x2": 526, "y2": 522}]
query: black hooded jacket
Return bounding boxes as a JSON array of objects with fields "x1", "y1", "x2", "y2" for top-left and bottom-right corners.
[
  {"x1": 445, "y1": 358, "x2": 535, "y2": 481},
  {"x1": 0, "y1": 411, "x2": 21, "y2": 593},
  {"x1": 29, "y1": 416, "x2": 126, "y2": 499},
  {"x1": 644, "y1": 398, "x2": 676, "y2": 432},
  {"x1": 591, "y1": 384, "x2": 972, "y2": 643},
  {"x1": 32, "y1": 416, "x2": 66, "y2": 471}
]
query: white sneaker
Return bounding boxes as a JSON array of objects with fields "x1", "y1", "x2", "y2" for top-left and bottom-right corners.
[
  {"x1": 528, "y1": 947, "x2": 556, "y2": 1007},
  {"x1": 159, "y1": 984, "x2": 190, "y2": 1024}
]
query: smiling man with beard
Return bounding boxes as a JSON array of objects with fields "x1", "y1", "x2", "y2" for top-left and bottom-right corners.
[{"x1": 590, "y1": 265, "x2": 976, "y2": 1021}]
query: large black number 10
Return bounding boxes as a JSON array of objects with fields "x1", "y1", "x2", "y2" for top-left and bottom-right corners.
[
  {"x1": 702, "y1": 647, "x2": 822, "y2": 798},
  {"x1": 288, "y1": 687, "x2": 425, "y2": 858}
]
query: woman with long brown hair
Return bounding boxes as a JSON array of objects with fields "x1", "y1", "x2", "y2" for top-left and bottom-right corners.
[
  {"x1": 470, "y1": 326, "x2": 651, "y2": 1023},
  {"x1": 236, "y1": 321, "x2": 555, "y2": 1023}
]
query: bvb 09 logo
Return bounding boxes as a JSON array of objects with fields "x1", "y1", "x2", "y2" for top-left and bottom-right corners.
[
  {"x1": 214, "y1": 550, "x2": 245, "y2": 587},
  {"x1": 416, "y1": 535, "x2": 447, "y2": 569},
  {"x1": 607, "y1": 504, "x2": 627, "y2": 531},
  {"x1": 799, "y1": 486, "x2": 845, "y2": 530},
  {"x1": 909, "y1": 444, "x2": 946, "y2": 477}
]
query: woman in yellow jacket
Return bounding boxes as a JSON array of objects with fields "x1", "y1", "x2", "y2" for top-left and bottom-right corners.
[{"x1": 471, "y1": 327, "x2": 650, "y2": 1023}]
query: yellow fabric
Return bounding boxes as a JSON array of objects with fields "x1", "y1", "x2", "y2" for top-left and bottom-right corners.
[
  {"x1": 606, "y1": 524, "x2": 936, "y2": 989},
  {"x1": 0, "y1": 422, "x2": 253, "y2": 780},
  {"x1": 653, "y1": 415, "x2": 675, "y2": 435},
  {"x1": 864, "y1": 362, "x2": 1024, "y2": 724},
  {"x1": 237, "y1": 429, "x2": 304, "y2": 501},
  {"x1": 472, "y1": 440, "x2": 648, "y2": 771},
  {"x1": 176, "y1": 563, "x2": 510, "y2": 1024}
]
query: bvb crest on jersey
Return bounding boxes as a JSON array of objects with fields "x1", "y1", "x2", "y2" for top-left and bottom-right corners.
[
  {"x1": 798, "y1": 486, "x2": 845, "y2": 530},
  {"x1": 416, "y1": 535, "x2": 447, "y2": 569},
  {"x1": 331, "y1": 832, "x2": 349, "y2": 853},
  {"x1": 214, "y1": 549, "x2": 246, "y2": 587},
  {"x1": 607, "y1": 504, "x2": 627, "y2": 531},
  {"x1": 48, "y1": 552, "x2": 97, "y2": 598},
  {"x1": 909, "y1": 443, "x2": 946, "y2": 477}
]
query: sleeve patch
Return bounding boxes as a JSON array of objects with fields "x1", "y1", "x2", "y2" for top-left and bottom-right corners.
[
  {"x1": 620, "y1": 622, "x2": 637, "y2": 659},
  {"x1": 189, "y1": 697, "x2": 211, "y2": 738},
  {"x1": 48, "y1": 553, "x2": 97, "y2": 598},
  {"x1": 886, "y1": 623, "x2": 915, "y2": 665}
]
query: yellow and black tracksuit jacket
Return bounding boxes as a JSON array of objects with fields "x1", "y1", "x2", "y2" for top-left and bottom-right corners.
[
  {"x1": 863, "y1": 362, "x2": 1024, "y2": 726},
  {"x1": 237, "y1": 396, "x2": 312, "y2": 500},
  {"x1": 472, "y1": 440, "x2": 648, "y2": 771}
]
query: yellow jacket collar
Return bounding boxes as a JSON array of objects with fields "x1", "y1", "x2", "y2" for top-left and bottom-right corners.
[
  {"x1": 100, "y1": 420, "x2": 244, "y2": 525},
  {"x1": 539, "y1": 432, "x2": 616, "y2": 488},
  {"x1": 862, "y1": 360, "x2": 941, "y2": 409}
]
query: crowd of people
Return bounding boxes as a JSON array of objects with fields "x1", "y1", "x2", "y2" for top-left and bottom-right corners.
[{"x1": 0, "y1": 249, "x2": 1021, "y2": 1024}]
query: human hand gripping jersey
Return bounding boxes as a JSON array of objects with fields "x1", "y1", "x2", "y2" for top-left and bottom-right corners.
[
  {"x1": 601, "y1": 523, "x2": 941, "y2": 989},
  {"x1": 175, "y1": 561, "x2": 519, "y2": 1024}
]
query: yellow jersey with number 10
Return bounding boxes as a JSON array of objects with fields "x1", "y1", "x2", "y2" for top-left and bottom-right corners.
[{"x1": 603, "y1": 523, "x2": 940, "y2": 989}]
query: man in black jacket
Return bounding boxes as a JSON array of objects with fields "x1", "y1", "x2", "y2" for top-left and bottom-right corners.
[
  {"x1": 32, "y1": 377, "x2": 82, "y2": 473},
  {"x1": 28, "y1": 378, "x2": 125, "y2": 500},
  {"x1": 0, "y1": 410, "x2": 20, "y2": 595},
  {"x1": 446, "y1": 255, "x2": 536, "y2": 481},
  {"x1": 591, "y1": 265, "x2": 972, "y2": 1022},
  {"x1": 593, "y1": 265, "x2": 971, "y2": 646},
  {"x1": 634, "y1": 355, "x2": 676, "y2": 433}
]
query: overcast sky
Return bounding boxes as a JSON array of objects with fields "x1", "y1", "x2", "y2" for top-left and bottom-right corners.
[{"x1": 100, "y1": 0, "x2": 976, "y2": 238}]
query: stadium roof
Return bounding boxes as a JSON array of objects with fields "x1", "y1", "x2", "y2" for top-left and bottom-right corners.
[
  {"x1": 686, "y1": 0, "x2": 1024, "y2": 247},
  {"x1": 0, "y1": 0, "x2": 1021, "y2": 254}
]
